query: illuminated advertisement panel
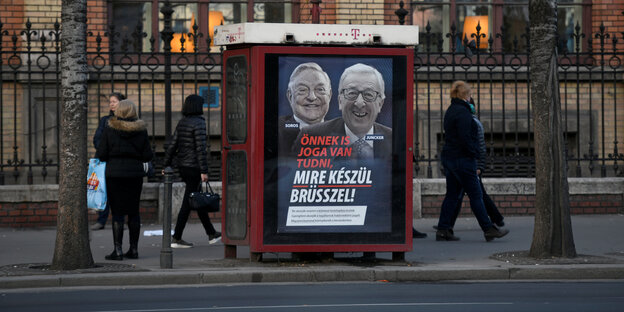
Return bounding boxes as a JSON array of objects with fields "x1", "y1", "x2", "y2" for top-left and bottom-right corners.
[{"x1": 263, "y1": 47, "x2": 410, "y2": 246}]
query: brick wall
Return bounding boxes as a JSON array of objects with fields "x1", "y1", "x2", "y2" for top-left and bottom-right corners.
[
  {"x1": 384, "y1": 0, "x2": 410, "y2": 25},
  {"x1": 0, "y1": 0, "x2": 25, "y2": 37},
  {"x1": 297, "y1": 0, "x2": 405, "y2": 25},
  {"x1": 299, "y1": 0, "x2": 337, "y2": 24},
  {"x1": 86, "y1": 0, "x2": 109, "y2": 51},
  {"x1": 0, "y1": 183, "x2": 222, "y2": 228},
  {"x1": 0, "y1": 199, "x2": 220, "y2": 228},
  {"x1": 336, "y1": 0, "x2": 385, "y2": 25},
  {"x1": 3, "y1": 192, "x2": 620, "y2": 227},
  {"x1": 416, "y1": 178, "x2": 624, "y2": 218},
  {"x1": 1, "y1": 179, "x2": 621, "y2": 228},
  {"x1": 591, "y1": 0, "x2": 624, "y2": 52},
  {"x1": 0, "y1": 202, "x2": 57, "y2": 227},
  {"x1": 0, "y1": 0, "x2": 108, "y2": 52},
  {"x1": 421, "y1": 194, "x2": 623, "y2": 218}
]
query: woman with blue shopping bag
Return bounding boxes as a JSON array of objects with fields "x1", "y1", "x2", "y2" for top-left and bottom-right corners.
[
  {"x1": 91, "y1": 92, "x2": 126, "y2": 230},
  {"x1": 96, "y1": 99, "x2": 153, "y2": 260}
]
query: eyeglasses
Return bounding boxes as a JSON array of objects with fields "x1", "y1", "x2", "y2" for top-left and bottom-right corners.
[
  {"x1": 294, "y1": 86, "x2": 329, "y2": 97},
  {"x1": 341, "y1": 88, "x2": 380, "y2": 102}
]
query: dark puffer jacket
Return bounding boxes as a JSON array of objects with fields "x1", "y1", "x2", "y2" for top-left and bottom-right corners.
[
  {"x1": 442, "y1": 98, "x2": 480, "y2": 160},
  {"x1": 473, "y1": 115, "x2": 487, "y2": 172},
  {"x1": 93, "y1": 110, "x2": 114, "y2": 148},
  {"x1": 95, "y1": 117, "x2": 154, "y2": 178},
  {"x1": 164, "y1": 115, "x2": 209, "y2": 173}
]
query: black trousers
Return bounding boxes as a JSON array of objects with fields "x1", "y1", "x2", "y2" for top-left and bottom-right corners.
[
  {"x1": 173, "y1": 166, "x2": 216, "y2": 240},
  {"x1": 107, "y1": 176, "x2": 143, "y2": 221},
  {"x1": 450, "y1": 174, "x2": 504, "y2": 227}
]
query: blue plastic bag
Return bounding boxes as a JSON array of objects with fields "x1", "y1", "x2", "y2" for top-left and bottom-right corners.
[{"x1": 87, "y1": 158, "x2": 107, "y2": 211}]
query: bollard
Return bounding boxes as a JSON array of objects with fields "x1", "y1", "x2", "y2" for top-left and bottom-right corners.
[{"x1": 160, "y1": 166, "x2": 173, "y2": 268}]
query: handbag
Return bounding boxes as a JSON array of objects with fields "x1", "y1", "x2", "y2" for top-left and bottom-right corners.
[
  {"x1": 189, "y1": 182, "x2": 220, "y2": 212},
  {"x1": 87, "y1": 158, "x2": 107, "y2": 211},
  {"x1": 143, "y1": 161, "x2": 155, "y2": 177}
]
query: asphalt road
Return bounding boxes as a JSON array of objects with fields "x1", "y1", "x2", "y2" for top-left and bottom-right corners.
[{"x1": 2, "y1": 281, "x2": 623, "y2": 312}]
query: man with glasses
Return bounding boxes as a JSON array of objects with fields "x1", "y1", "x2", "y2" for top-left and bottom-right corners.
[
  {"x1": 279, "y1": 62, "x2": 332, "y2": 156},
  {"x1": 296, "y1": 63, "x2": 391, "y2": 160},
  {"x1": 294, "y1": 63, "x2": 428, "y2": 239}
]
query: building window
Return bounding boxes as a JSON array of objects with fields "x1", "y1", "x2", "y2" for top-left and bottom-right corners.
[
  {"x1": 160, "y1": 2, "x2": 198, "y2": 52},
  {"x1": 254, "y1": 2, "x2": 292, "y2": 23},
  {"x1": 111, "y1": 2, "x2": 153, "y2": 53},
  {"x1": 109, "y1": 0, "x2": 294, "y2": 52},
  {"x1": 412, "y1": 2, "x2": 448, "y2": 51},
  {"x1": 410, "y1": 0, "x2": 586, "y2": 53}
]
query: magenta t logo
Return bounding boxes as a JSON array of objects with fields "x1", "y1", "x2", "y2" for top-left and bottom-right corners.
[{"x1": 351, "y1": 29, "x2": 361, "y2": 40}]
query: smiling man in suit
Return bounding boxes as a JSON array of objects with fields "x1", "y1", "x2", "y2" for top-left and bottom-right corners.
[
  {"x1": 293, "y1": 63, "x2": 427, "y2": 238},
  {"x1": 279, "y1": 62, "x2": 332, "y2": 156},
  {"x1": 296, "y1": 63, "x2": 390, "y2": 160}
]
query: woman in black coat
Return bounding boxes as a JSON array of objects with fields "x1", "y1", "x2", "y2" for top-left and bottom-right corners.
[
  {"x1": 91, "y1": 92, "x2": 126, "y2": 231},
  {"x1": 164, "y1": 94, "x2": 220, "y2": 248},
  {"x1": 96, "y1": 99, "x2": 153, "y2": 260}
]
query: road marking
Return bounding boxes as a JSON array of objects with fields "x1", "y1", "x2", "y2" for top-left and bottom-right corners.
[{"x1": 93, "y1": 302, "x2": 513, "y2": 312}]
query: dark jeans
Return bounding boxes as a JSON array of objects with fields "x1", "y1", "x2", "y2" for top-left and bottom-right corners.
[
  {"x1": 437, "y1": 157, "x2": 493, "y2": 231},
  {"x1": 173, "y1": 167, "x2": 217, "y2": 240},
  {"x1": 450, "y1": 175, "x2": 504, "y2": 227},
  {"x1": 96, "y1": 202, "x2": 110, "y2": 225}
]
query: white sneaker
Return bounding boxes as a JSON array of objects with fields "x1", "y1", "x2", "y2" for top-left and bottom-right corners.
[
  {"x1": 171, "y1": 238, "x2": 193, "y2": 248},
  {"x1": 209, "y1": 232, "x2": 221, "y2": 244}
]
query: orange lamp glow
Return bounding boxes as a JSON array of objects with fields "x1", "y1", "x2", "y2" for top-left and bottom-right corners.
[
  {"x1": 462, "y1": 16, "x2": 489, "y2": 49},
  {"x1": 208, "y1": 11, "x2": 224, "y2": 46},
  {"x1": 171, "y1": 14, "x2": 196, "y2": 53}
]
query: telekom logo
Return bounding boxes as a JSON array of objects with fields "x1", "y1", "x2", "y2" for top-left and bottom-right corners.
[{"x1": 351, "y1": 29, "x2": 361, "y2": 40}]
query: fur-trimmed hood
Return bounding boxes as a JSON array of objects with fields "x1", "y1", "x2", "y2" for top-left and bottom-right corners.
[{"x1": 107, "y1": 117, "x2": 147, "y2": 133}]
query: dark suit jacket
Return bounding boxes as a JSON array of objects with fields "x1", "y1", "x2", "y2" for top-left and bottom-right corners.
[
  {"x1": 295, "y1": 117, "x2": 393, "y2": 161},
  {"x1": 278, "y1": 115, "x2": 301, "y2": 156}
]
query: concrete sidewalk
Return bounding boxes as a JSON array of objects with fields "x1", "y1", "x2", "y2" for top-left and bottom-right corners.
[{"x1": 1, "y1": 215, "x2": 624, "y2": 289}]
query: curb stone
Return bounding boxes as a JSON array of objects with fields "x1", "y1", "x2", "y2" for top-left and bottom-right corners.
[{"x1": 2, "y1": 265, "x2": 624, "y2": 289}]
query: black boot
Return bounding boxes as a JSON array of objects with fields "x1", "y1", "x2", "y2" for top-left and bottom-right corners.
[
  {"x1": 412, "y1": 228, "x2": 427, "y2": 239},
  {"x1": 484, "y1": 226, "x2": 509, "y2": 242},
  {"x1": 436, "y1": 229, "x2": 460, "y2": 241},
  {"x1": 124, "y1": 218, "x2": 140, "y2": 259},
  {"x1": 105, "y1": 221, "x2": 124, "y2": 260}
]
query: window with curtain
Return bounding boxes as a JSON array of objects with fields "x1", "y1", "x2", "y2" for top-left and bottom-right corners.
[
  {"x1": 109, "y1": 0, "x2": 294, "y2": 52},
  {"x1": 410, "y1": 0, "x2": 585, "y2": 53}
]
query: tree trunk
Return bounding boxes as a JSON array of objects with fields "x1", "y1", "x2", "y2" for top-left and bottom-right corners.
[
  {"x1": 528, "y1": 0, "x2": 577, "y2": 258},
  {"x1": 51, "y1": 0, "x2": 94, "y2": 270}
]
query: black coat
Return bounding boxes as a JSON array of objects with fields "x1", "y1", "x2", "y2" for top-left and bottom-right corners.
[
  {"x1": 278, "y1": 115, "x2": 301, "y2": 156},
  {"x1": 442, "y1": 98, "x2": 480, "y2": 160},
  {"x1": 95, "y1": 117, "x2": 154, "y2": 178},
  {"x1": 93, "y1": 110, "x2": 114, "y2": 148},
  {"x1": 164, "y1": 115, "x2": 209, "y2": 173}
]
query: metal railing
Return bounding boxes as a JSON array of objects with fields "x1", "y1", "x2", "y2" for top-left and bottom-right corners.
[
  {"x1": 0, "y1": 5, "x2": 622, "y2": 184},
  {"x1": 0, "y1": 4, "x2": 223, "y2": 185},
  {"x1": 412, "y1": 21, "x2": 623, "y2": 178}
]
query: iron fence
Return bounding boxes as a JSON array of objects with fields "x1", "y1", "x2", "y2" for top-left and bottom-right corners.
[
  {"x1": 0, "y1": 9, "x2": 223, "y2": 185},
  {"x1": 0, "y1": 8, "x2": 622, "y2": 185},
  {"x1": 413, "y1": 22, "x2": 623, "y2": 178}
]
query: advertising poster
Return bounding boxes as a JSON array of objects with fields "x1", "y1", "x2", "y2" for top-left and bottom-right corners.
[{"x1": 274, "y1": 56, "x2": 395, "y2": 234}]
